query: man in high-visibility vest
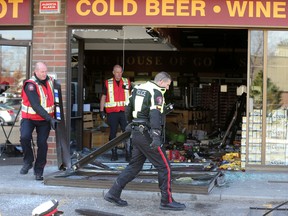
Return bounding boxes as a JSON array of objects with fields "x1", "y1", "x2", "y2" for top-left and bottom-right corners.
[
  {"x1": 100, "y1": 65, "x2": 131, "y2": 161},
  {"x1": 20, "y1": 62, "x2": 58, "y2": 181}
]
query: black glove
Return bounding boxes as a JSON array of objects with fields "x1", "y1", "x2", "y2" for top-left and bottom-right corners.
[
  {"x1": 150, "y1": 136, "x2": 162, "y2": 151},
  {"x1": 100, "y1": 111, "x2": 106, "y2": 120},
  {"x1": 49, "y1": 118, "x2": 58, "y2": 130},
  {"x1": 149, "y1": 129, "x2": 162, "y2": 151},
  {"x1": 164, "y1": 103, "x2": 174, "y2": 115}
]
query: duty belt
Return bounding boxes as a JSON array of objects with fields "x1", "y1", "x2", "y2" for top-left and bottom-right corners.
[
  {"x1": 132, "y1": 125, "x2": 149, "y2": 134},
  {"x1": 131, "y1": 119, "x2": 150, "y2": 134}
]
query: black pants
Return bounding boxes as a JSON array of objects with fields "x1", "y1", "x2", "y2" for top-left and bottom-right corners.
[
  {"x1": 20, "y1": 119, "x2": 51, "y2": 175},
  {"x1": 107, "y1": 111, "x2": 127, "y2": 140},
  {"x1": 108, "y1": 130, "x2": 173, "y2": 204}
]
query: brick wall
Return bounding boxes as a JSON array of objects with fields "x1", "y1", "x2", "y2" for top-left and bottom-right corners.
[{"x1": 32, "y1": 0, "x2": 67, "y2": 165}]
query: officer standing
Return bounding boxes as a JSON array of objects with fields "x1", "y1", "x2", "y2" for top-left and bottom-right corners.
[
  {"x1": 99, "y1": 64, "x2": 131, "y2": 161},
  {"x1": 20, "y1": 62, "x2": 58, "y2": 181},
  {"x1": 104, "y1": 72, "x2": 186, "y2": 211}
]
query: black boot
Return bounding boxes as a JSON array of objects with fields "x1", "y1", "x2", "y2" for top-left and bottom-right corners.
[
  {"x1": 111, "y1": 148, "x2": 118, "y2": 161},
  {"x1": 160, "y1": 192, "x2": 186, "y2": 211},
  {"x1": 104, "y1": 192, "x2": 128, "y2": 207},
  {"x1": 20, "y1": 163, "x2": 33, "y2": 175},
  {"x1": 160, "y1": 201, "x2": 186, "y2": 211},
  {"x1": 104, "y1": 181, "x2": 128, "y2": 206}
]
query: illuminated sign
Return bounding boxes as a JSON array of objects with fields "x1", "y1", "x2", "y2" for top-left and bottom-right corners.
[
  {"x1": 66, "y1": 0, "x2": 288, "y2": 28},
  {"x1": 0, "y1": 0, "x2": 32, "y2": 26},
  {"x1": 40, "y1": 0, "x2": 61, "y2": 14}
]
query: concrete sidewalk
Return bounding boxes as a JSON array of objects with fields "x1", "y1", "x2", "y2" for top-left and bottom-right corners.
[
  {"x1": 0, "y1": 165, "x2": 288, "y2": 216},
  {"x1": 0, "y1": 165, "x2": 287, "y2": 202}
]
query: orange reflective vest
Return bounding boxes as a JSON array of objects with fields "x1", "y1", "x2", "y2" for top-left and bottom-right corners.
[
  {"x1": 104, "y1": 77, "x2": 130, "y2": 113},
  {"x1": 21, "y1": 76, "x2": 55, "y2": 121}
]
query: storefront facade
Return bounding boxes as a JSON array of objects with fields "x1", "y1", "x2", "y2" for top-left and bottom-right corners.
[{"x1": 1, "y1": 0, "x2": 288, "y2": 170}]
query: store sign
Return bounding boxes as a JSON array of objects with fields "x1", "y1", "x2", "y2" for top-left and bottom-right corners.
[
  {"x1": 39, "y1": 0, "x2": 61, "y2": 14},
  {"x1": 66, "y1": 0, "x2": 288, "y2": 28},
  {"x1": 84, "y1": 50, "x2": 247, "y2": 73},
  {"x1": 0, "y1": 0, "x2": 32, "y2": 26}
]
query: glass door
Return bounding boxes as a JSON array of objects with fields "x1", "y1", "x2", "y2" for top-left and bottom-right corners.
[{"x1": 0, "y1": 31, "x2": 31, "y2": 156}]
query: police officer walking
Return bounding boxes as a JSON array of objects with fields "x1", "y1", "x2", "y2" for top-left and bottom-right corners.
[
  {"x1": 20, "y1": 62, "x2": 58, "y2": 181},
  {"x1": 100, "y1": 64, "x2": 131, "y2": 161},
  {"x1": 104, "y1": 71, "x2": 186, "y2": 211}
]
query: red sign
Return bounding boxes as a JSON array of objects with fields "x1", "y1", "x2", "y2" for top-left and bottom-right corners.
[
  {"x1": 0, "y1": 0, "x2": 32, "y2": 26},
  {"x1": 66, "y1": 0, "x2": 288, "y2": 28},
  {"x1": 40, "y1": 0, "x2": 60, "y2": 14}
]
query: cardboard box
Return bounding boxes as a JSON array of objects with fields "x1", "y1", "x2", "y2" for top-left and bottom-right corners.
[
  {"x1": 92, "y1": 131, "x2": 109, "y2": 147},
  {"x1": 83, "y1": 112, "x2": 93, "y2": 121},
  {"x1": 83, "y1": 121, "x2": 93, "y2": 129},
  {"x1": 82, "y1": 130, "x2": 109, "y2": 149}
]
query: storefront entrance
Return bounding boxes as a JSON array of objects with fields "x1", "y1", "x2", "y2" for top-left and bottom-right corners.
[
  {"x1": 67, "y1": 27, "x2": 245, "y2": 165},
  {"x1": 67, "y1": 27, "x2": 288, "y2": 169}
]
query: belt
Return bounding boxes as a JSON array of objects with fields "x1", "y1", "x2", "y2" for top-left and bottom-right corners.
[{"x1": 131, "y1": 124, "x2": 149, "y2": 134}]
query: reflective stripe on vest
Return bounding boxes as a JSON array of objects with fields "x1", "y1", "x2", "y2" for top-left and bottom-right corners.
[
  {"x1": 105, "y1": 101, "x2": 126, "y2": 108},
  {"x1": 21, "y1": 104, "x2": 54, "y2": 115}
]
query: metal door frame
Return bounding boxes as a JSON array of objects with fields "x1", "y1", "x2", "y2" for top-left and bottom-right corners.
[{"x1": 67, "y1": 28, "x2": 85, "y2": 151}]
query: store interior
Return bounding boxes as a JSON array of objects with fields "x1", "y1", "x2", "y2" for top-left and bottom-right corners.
[{"x1": 70, "y1": 27, "x2": 249, "y2": 171}]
